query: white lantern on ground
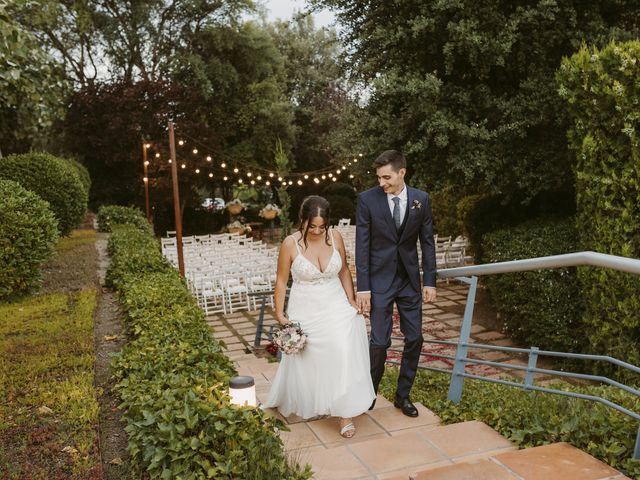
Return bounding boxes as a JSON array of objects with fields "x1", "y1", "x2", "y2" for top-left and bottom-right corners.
[{"x1": 229, "y1": 376, "x2": 256, "y2": 407}]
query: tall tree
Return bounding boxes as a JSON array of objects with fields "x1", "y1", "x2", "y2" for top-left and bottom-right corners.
[
  {"x1": 268, "y1": 15, "x2": 351, "y2": 173},
  {"x1": 0, "y1": 0, "x2": 67, "y2": 154},
  {"x1": 312, "y1": 0, "x2": 640, "y2": 202}
]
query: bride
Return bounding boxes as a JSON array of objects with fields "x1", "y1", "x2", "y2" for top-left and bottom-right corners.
[{"x1": 264, "y1": 195, "x2": 375, "y2": 438}]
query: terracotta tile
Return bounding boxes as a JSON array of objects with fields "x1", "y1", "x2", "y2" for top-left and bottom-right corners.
[
  {"x1": 370, "y1": 395, "x2": 393, "y2": 411},
  {"x1": 308, "y1": 414, "x2": 386, "y2": 444},
  {"x1": 376, "y1": 460, "x2": 454, "y2": 479},
  {"x1": 494, "y1": 442, "x2": 623, "y2": 480},
  {"x1": 325, "y1": 432, "x2": 391, "y2": 449},
  {"x1": 306, "y1": 445, "x2": 373, "y2": 479},
  {"x1": 418, "y1": 421, "x2": 513, "y2": 459},
  {"x1": 350, "y1": 431, "x2": 446, "y2": 474},
  {"x1": 413, "y1": 458, "x2": 517, "y2": 479},
  {"x1": 367, "y1": 405, "x2": 440, "y2": 433},
  {"x1": 278, "y1": 422, "x2": 323, "y2": 451}
]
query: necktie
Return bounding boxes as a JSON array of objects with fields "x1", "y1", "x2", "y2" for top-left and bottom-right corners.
[{"x1": 392, "y1": 196, "x2": 401, "y2": 230}]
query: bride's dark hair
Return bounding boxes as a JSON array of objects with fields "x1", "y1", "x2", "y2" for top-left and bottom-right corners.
[{"x1": 298, "y1": 195, "x2": 331, "y2": 249}]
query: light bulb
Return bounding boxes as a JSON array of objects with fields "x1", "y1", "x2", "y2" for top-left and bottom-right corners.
[
  {"x1": 155, "y1": 153, "x2": 160, "y2": 158},
  {"x1": 178, "y1": 140, "x2": 184, "y2": 146},
  {"x1": 143, "y1": 177, "x2": 148, "y2": 182},
  {"x1": 233, "y1": 168, "x2": 239, "y2": 173},
  {"x1": 304, "y1": 175, "x2": 309, "y2": 179},
  {"x1": 168, "y1": 159, "x2": 172, "y2": 164},
  {"x1": 322, "y1": 175, "x2": 326, "y2": 179},
  {"x1": 181, "y1": 163, "x2": 186, "y2": 169},
  {"x1": 251, "y1": 180, "x2": 255, "y2": 185},
  {"x1": 209, "y1": 173, "x2": 213, "y2": 178},
  {"x1": 269, "y1": 172, "x2": 274, "y2": 177},
  {"x1": 247, "y1": 172, "x2": 252, "y2": 177},
  {"x1": 265, "y1": 181, "x2": 270, "y2": 186},
  {"x1": 195, "y1": 168, "x2": 200, "y2": 173},
  {"x1": 206, "y1": 156, "x2": 212, "y2": 162},
  {"x1": 332, "y1": 177, "x2": 337, "y2": 182},
  {"x1": 278, "y1": 176, "x2": 283, "y2": 181},
  {"x1": 297, "y1": 180, "x2": 303, "y2": 185},
  {"x1": 192, "y1": 148, "x2": 198, "y2": 154},
  {"x1": 288, "y1": 180, "x2": 293, "y2": 185},
  {"x1": 221, "y1": 163, "x2": 226, "y2": 168},
  {"x1": 144, "y1": 160, "x2": 150, "y2": 166},
  {"x1": 238, "y1": 179, "x2": 243, "y2": 184},
  {"x1": 223, "y1": 176, "x2": 228, "y2": 181},
  {"x1": 257, "y1": 175, "x2": 262, "y2": 180},
  {"x1": 314, "y1": 178, "x2": 320, "y2": 184},
  {"x1": 144, "y1": 143, "x2": 151, "y2": 149}
]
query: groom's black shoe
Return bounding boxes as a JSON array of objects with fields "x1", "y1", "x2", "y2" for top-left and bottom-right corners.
[
  {"x1": 394, "y1": 397, "x2": 418, "y2": 417},
  {"x1": 368, "y1": 398, "x2": 376, "y2": 411}
]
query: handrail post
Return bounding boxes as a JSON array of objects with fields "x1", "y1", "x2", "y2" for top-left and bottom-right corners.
[
  {"x1": 525, "y1": 346, "x2": 539, "y2": 390},
  {"x1": 635, "y1": 425, "x2": 640, "y2": 459},
  {"x1": 447, "y1": 276, "x2": 478, "y2": 403}
]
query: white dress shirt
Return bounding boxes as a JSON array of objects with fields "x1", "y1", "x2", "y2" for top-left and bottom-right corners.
[{"x1": 387, "y1": 186, "x2": 407, "y2": 225}]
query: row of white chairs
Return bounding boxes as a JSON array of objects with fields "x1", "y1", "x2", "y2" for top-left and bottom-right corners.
[{"x1": 161, "y1": 232, "x2": 277, "y2": 315}]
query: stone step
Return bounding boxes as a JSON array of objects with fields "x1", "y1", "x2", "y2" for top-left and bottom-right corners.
[
  {"x1": 410, "y1": 442, "x2": 629, "y2": 480},
  {"x1": 287, "y1": 416, "x2": 515, "y2": 480}
]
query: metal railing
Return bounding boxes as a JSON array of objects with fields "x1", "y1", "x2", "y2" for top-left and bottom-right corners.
[{"x1": 387, "y1": 251, "x2": 640, "y2": 459}]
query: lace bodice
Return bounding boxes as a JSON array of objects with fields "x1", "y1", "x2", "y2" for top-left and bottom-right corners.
[{"x1": 290, "y1": 232, "x2": 342, "y2": 285}]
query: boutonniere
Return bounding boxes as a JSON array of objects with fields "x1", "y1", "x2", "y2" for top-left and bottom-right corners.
[{"x1": 411, "y1": 200, "x2": 422, "y2": 210}]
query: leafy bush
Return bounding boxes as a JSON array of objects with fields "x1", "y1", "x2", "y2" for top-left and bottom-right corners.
[
  {"x1": 0, "y1": 179, "x2": 59, "y2": 299},
  {"x1": 65, "y1": 158, "x2": 91, "y2": 195},
  {"x1": 482, "y1": 217, "x2": 583, "y2": 352},
  {"x1": 97, "y1": 205, "x2": 150, "y2": 234},
  {"x1": 107, "y1": 226, "x2": 311, "y2": 479},
  {"x1": 558, "y1": 40, "x2": 640, "y2": 381},
  {"x1": 430, "y1": 186, "x2": 462, "y2": 237},
  {"x1": 322, "y1": 182, "x2": 357, "y2": 224},
  {"x1": 0, "y1": 152, "x2": 87, "y2": 236},
  {"x1": 380, "y1": 368, "x2": 640, "y2": 478}
]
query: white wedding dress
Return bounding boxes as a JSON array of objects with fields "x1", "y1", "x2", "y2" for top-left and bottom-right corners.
[{"x1": 265, "y1": 230, "x2": 375, "y2": 419}]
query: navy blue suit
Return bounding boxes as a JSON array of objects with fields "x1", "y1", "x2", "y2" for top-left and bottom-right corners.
[{"x1": 355, "y1": 185, "x2": 436, "y2": 399}]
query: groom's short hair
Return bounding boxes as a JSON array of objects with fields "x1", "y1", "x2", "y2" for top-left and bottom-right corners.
[{"x1": 373, "y1": 150, "x2": 406, "y2": 172}]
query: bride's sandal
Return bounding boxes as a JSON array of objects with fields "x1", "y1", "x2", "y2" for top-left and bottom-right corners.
[{"x1": 339, "y1": 419, "x2": 356, "y2": 438}]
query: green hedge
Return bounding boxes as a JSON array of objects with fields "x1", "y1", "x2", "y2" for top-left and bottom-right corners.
[
  {"x1": 107, "y1": 225, "x2": 311, "y2": 479},
  {"x1": 380, "y1": 369, "x2": 640, "y2": 478},
  {"x1": 558, "y1": 41, "x2": 640, "y2": 380},
  {"x1": 0, "y1": 152, "x2": 87, "y2": 236},
  {"x1": 0, "y1": 179, "x2": 59, "y2": 300},
  {"x1": 97, "y1": 205, "x2": 151, "y2": 234},
  {"x1": 482, "y1": 217, "x2": 583, "y2": 353},
  {"x1": 66, "y1": 158, "x2": 91, "y2": 195}
]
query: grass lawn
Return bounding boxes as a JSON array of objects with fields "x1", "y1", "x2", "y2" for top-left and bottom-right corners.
[{"x1": 0, "y1": 230, "x2": 101, "y2": 479}]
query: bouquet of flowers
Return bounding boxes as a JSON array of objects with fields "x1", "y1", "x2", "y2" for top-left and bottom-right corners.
[{"x1": 272, "y1": 323, "x2": 307, "y2": 355}]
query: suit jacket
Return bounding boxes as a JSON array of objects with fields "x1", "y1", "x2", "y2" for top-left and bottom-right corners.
[{"x1": 355, "y1": 185, "x2": 436, "y2": 293}]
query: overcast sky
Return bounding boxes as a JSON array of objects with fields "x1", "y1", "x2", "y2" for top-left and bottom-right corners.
[{"x1": 258, "y1": 0, "x2": 336, "y2": 28}]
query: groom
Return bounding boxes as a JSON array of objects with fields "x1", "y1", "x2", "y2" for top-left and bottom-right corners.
[{"x1": 355, "y1": 150, "x2": 437, "y2": 417}]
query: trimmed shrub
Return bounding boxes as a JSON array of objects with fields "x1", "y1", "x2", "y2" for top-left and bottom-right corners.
[
  {"x1": 0, "y1": 179, "x2": 59, "y2": 299},
  {"x1": 106, "y1": 226, "x2": 311, "y2": 479},
  {"x1": 380, "y1": 369, "x2": 640, "y2": 478},
  {"x1": 482, "y1": 217, "x2": 583, "y2": 352},
  {"x1": 0, "y1": 152, "x2": 87, "y2": 236},
  {"x1": 97, "y1": 205, "x2": 150, "y2": 234},
  {"x1": 558, "y1": 40, "x2": 640, "y2": 379},
  {"x1": 65, "y1": 158, "x2": 91, "y2": 195},
  {"x1": 430, "y1": 186, "x2": 462, "y2": 237}
]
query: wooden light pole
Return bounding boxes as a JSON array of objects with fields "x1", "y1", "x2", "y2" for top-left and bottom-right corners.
[
  {"x1": 168, "y1": 121, "x2": 185, "y2": 277},
  {"x1": 142, "y1": 141, "x2": 151, "y2": 222}
]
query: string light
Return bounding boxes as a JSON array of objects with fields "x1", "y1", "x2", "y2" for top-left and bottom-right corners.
[
  {"x1": 144, "y1": 143, "x2": 151, "y2": 149},
  {"x1": 257, "y1": 175, "x2": 262, "y2": 180},
  {"x1": 223, "y1": 176, "x2": 228, "y2": 181},
  {"x1": 181, "y1": 163, "x2": 186, "y2": 169},
  {"x1": 192, "y1": 148, "x2": 198, "y2": 154},
  {"x1": 250, "y1": 180, "x2": 256, "y2": 185},
  {"x1": 269, "y1": 173, "x2": 274, "y2": 178},
  {"x1": 328, "y1": 173, "x2": 333, "y2": 178},
  {"x1": 233, "y1": 167, "x2": 239, "y2": 173},
  {"x1": 195, "y1": 168, "x2": 200, "y2": 174},
  {"x1": 288, "y1": 180, "x2": 293, "y2": 185},
  {"x1": 143, "y1": 177, "x2": 148, "y2": 182},
  {"x1": 206, "y1": 156, "x2": 212, "y2": 162},
  {"x1": 178, "y1": 140, "x2": 185, "y2": 146},
  {"x1": 144, "y1": 160, "x2": 150, "y2": 166},
  {"x1": 278, "y1": 176, "x2": 283, "y2": 181},
  {"x1": 168, "y1": 159, "x2": 172, "y2": 164},
  {"x1": 221, "y1": 163, "x2": 226, "y2": 168},
  {"x1": 265, "y1": 181, "x2": 270, "y2": 186},
  {"x1": 314, "y1": 178, "x2": 320, "y2": 184},
  {"x1": 336, "y1": 169, "x2": 341, "y2": 174},
  {"x1": 304, "y1": 174, "x2": 309, "y2": 179},
  {"x1": 247, "y1": 172, "x2": 252, "y2": 177},
  {"x1": 297, "y1": 180, "x2": 303, "y2": 185},
  {"x1": 155, "y1": 153, "x2": 160, "y2": 158},
  {"x1": 332, "y1": 177, "x2": 337, "y2": 182},
  {"x1": 209, "y1": 173, "x2": 213, "y2": 178},
  {"x1": 238, "y1": 179, "x2": 243, "y2": 184},
  {"x1": 322, "y1": 175, "x2": 326, "y2": 179}
]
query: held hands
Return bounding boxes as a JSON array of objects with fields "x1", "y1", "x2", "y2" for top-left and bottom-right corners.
[
  {"x1": 423, "y1": 286, "x2": 437, "y2": 303},
  {"x1": 356, "y1": 292, "x2": 371, "y2": 317}
]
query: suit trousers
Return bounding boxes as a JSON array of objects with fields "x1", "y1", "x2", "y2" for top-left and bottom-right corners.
[{"x1": 369, "y1": 272, "x2": 423, "y2": 400}]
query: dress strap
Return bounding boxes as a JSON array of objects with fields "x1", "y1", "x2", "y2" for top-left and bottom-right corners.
[
  {"x1": 329, "y1": 227, "x2": 336, "y2": 252},
  {"x1": 291, "y1": 234, "x2": 302, "y2": 255}
]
